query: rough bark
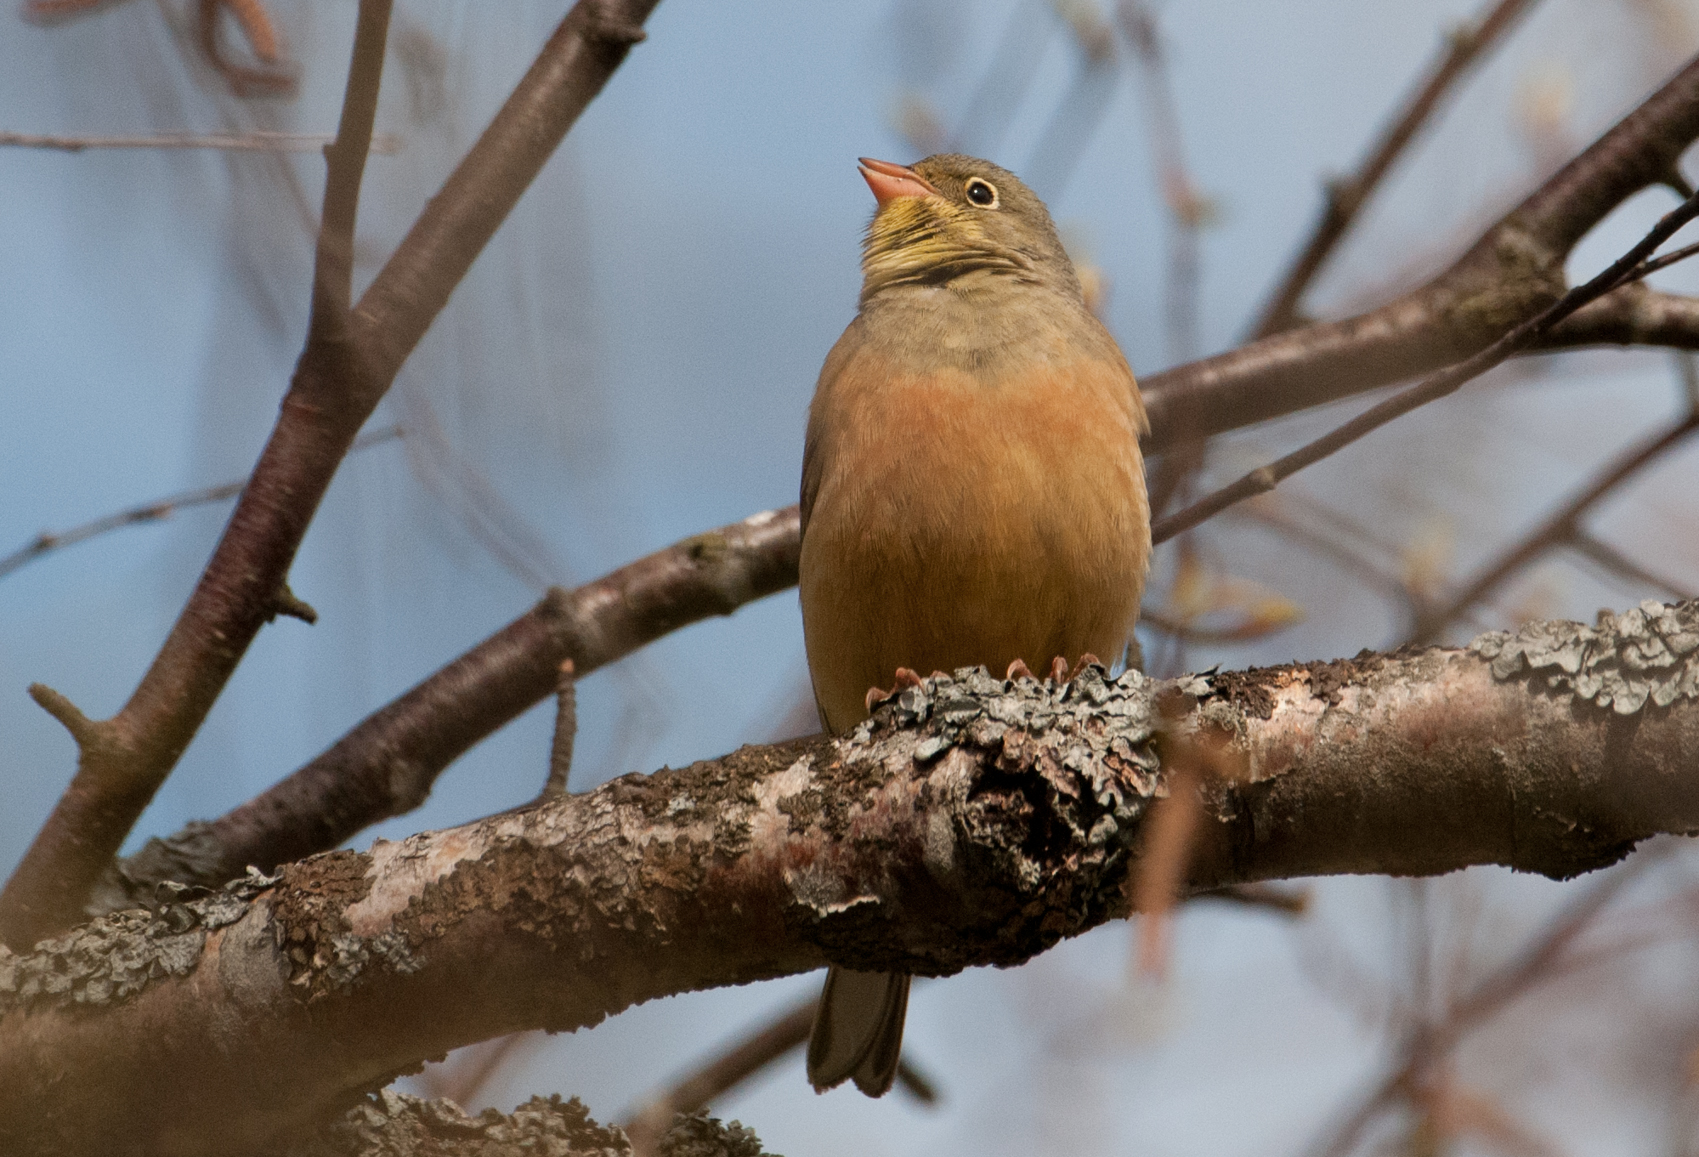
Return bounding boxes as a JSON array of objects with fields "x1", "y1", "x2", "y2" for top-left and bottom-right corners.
[
  {"x1": 9, "y1": 602, "x2": 1699, "y2": 1154},
  {"x1": 284, "y1": 1093, "x2": 772, "y2": 1157}
]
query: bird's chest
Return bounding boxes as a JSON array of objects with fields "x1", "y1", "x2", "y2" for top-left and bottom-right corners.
[{"x1": 810, "y1": 354, "x2": 1143, "y2": 570}]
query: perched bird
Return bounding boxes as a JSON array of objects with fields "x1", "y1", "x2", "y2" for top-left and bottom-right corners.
[{"x1": 799, "y1": 155, "x2": 1150, "y2": 1096}]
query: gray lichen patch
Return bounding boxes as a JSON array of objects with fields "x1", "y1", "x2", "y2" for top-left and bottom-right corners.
[
  {"x1": 284, "y1": 1090, "x2": 775, "y2": 1157},
  {"x1": 1472, "y1": 599, "x2": 1699, "y2": 714},
  {"x1": 271, "y1": 849, "x2": 422, "y2": 997},
  {"x1": 852, "y1": 662, "x2": 1164, "y2": 815},
  {"x1": 0, "y1": 868, "x2": 276, "y2": 1014},
  {"x1": 812, "y1": 663, "x2": 1166, "y2": 967}
]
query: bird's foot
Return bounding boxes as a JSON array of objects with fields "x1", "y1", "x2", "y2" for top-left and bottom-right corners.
[
  {"x1": 865, "y1": 667, "x2": 924, "y2": 713},
  {"x1": 1068, "y1": 653, "x2": 1103, "y2": 681},
  {"x1": 1008, "y1": 655, "x2": 1103, "y2": 685}
]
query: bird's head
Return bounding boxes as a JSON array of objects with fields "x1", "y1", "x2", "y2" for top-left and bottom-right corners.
[{"x1": 857, "y1": 154, "x2": 1080, "y2": 304}]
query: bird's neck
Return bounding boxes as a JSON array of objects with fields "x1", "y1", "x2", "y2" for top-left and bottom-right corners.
[{"x1": 856, "y1": 277, "x2": 1104, "y2": 378}]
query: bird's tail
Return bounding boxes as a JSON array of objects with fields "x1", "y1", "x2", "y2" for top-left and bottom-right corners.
[{"x1": 806, "y1": 966, "x2": 911, "y2": 1096}]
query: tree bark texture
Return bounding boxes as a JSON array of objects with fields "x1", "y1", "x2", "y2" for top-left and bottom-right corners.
[{"x1": 8, "y1": 602, "x2": 1699, "y2": 1155}]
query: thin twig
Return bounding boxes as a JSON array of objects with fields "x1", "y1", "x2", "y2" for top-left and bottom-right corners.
[
  {"x1": 622, "y1": 997, "x2": 936, "y2": 1155},
  {"x1": 1153, "y1": 189, "x2": 1699, "y2": 545},
  {"x1": 1139, "y1": 607, "x2": 1298, "y2": 645},
  {"x1": 1118, "y1": 0, "x2": 1205, "y2": 367},
  {"x1": 1304, "y1": 849, "x2": 1666, "y2": 1157},
  {"x1": 1569, "y1": 530, "x2": 1695, "y2": 601},
  {"x1": 0, "y1": 131, "x2": 401, "y2": 154},
  {"x1": 1118, "y1": 1, "x2": 1210, "y2": 530},
  {"x1": 1140, "y1": 52, "x2": 1699, "y2": 454},
  {"x1": 1192, "y1": 882, "x2": 1310, "y2": 916},
  {"x1": 0, "y1": 427, "x2": 401, "y2": 583},
  {"x1": 1252, "y1": 0, "x2": 1541, "y2": 338},
  {"x1": 1233, "y1": 498, "x2": 1419, "y2": 614},
  {"x1": 1410, "y1": 410, "x2": 1699, "y2": 641},
  {"x1": 541, "y1": 660, "x2": 576, "y2": 801}
]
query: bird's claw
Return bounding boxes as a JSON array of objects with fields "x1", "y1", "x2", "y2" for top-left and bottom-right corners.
[
  {"x1": 1007, "y1": 654, "x2": 1102, "y2": 685},
  {"x1": 1069, "y1": 653, "x2": 1102, "y2": 681},
  {"x1": 865, "y1": 667, "x2": 924, "y2": 712}
]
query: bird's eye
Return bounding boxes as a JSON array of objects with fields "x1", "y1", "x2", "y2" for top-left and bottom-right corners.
[{"x1": 965, "y1": 179, "x2": 998, "y2": 208}]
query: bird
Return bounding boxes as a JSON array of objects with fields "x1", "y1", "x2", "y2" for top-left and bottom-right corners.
[{"x1": 799, "y1": 154, "x2": 1150, "y2": 1096}]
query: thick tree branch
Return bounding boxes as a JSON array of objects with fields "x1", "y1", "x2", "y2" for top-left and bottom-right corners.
[
  {"x1": 0, "y1": 0, "x2": 663, "y2": 950},
  {"x1": 11, "y1": 603, "x2": 1699, "y2": 1153},
  {"x1": 1540, "y1": 283, "x2": 1699, "y2": 350}
]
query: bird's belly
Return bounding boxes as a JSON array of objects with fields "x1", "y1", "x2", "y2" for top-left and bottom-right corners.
[{"x1": 801, "y1": 361, "x2": 1148, "y2": 733}]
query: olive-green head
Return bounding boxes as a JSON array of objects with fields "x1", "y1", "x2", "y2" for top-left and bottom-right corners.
[{"x1": 857, "y1": 154, "x2": 1081, "y2": 304}]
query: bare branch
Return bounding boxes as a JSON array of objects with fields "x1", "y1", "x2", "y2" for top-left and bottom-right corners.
[
  {"x1": 1540, "y1": 283, "x2": 1699, "y2": 351},
  {"x1": 1569, "y1": 530, "x2": 1695, "y2": 601},
  {"x1": 0, "y1": 426, "x2": 401, "y2": 583},
  {"x1": 0, "y1": 130, "x2": 402, "y2": 153},
  {"x1": 9, "y1": 612, "x2": 1699, "y2": 1151},
  {"x1": 1252, "y1": 0, "x2": 1541, "y2": 338},
  {"x1": 295, "y1": 1091, "x2": 774, "y2": 1157},
  {"x1": 0, "y1": 0, "x2": 663, "y2": 950},
  {"x1": 623, "y1": 999, "x2": 816, "y2": 1156},
  {"x1": 622, "y1": 996, "x2": 936, "y2": 1157},
  {"x1": 1140, "y1": 52, "x2": 1699, "y2": 452},
  {"x1": 542, "y1": 660, "x2": 577, "y2": 801},
  {"x1": 102, "y1": 508, "x2": 801, "y2": 904},
  {"x1": 1151, "y1": 188, "x2": 1699, "y2": 543}
]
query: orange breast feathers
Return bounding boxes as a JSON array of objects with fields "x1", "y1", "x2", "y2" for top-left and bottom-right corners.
[{"x1": 799, "y1": 346, "x2": 1150, "y2": 735}]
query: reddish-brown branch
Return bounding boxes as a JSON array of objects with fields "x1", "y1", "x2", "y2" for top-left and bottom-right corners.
[
  {"x1": 1252, "y1": 0, "x2": 1541, "y2": 338},
  {"x1": 104, "y1": 508, "x2": 801, "y2": 902},
  {"x1": 1152, "y1": 190, "x2": 1699, "y2": 542},
  {"x1": 0, "y1": 0, "x2": 663, "y2": 951},
  {"x1": 1140, "y1": 51, "x2": 1699, "y2": 452}
]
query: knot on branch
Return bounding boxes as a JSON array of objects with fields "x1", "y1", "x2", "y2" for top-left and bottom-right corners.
[
  {"x1": 1471, "y1": 598, "x2": 1699, "y2": 713},
  {"x1": 798, "y1": 663, "x2": 1166, "y2": 970},
  {"x1": 27, "y1": 683, "x2": 103, "y2": 749},
  {"x1": 576, "y1": 1, "x2": 648, "y2": 46},
  {"x1": 271, "y1": 583, "x2": 319, "y2": 625}
]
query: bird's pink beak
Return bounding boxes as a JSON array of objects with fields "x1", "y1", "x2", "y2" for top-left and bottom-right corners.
[{"x1": 858, "y1": 157, "x2": 939, "y2": 206}]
